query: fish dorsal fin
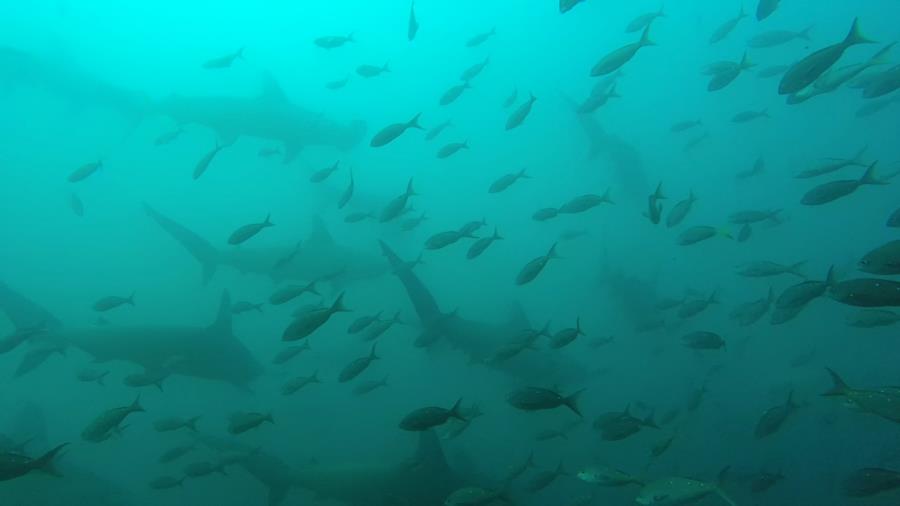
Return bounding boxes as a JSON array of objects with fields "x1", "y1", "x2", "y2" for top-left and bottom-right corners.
[
  {"x1": 308, "y1": 216, "x2": 334, "y2": 248},
  {"x1": 260, "y1": 72, "x2": 289, "y2": 105},
  {"x1": 209, "y1": 290, "x2": 233, "y2": 336}
]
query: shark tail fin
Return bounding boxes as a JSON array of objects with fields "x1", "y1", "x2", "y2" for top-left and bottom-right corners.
[
  {"x1": 31, "y1": 443, "x2": 69, "y2": 476},
  {"x1": 209, "y1": 291, "x2": 233, "y2": 337},
  {"x1": 144, "y1": 203, "x2": 220, "y2": 285}
]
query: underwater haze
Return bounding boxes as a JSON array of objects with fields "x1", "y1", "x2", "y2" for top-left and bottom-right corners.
[{"x1": 2, "y1": 0, "x2": 900, "y2": 505}]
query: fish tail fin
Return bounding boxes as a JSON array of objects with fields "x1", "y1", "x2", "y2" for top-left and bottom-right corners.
[
  {"x1": 264, "y1": 214, "x2": 273, "y2": 227},
  {"x1": 788, "y1": 260, "x2": 807, "y2": 278},
  {"x1": 576, "y1": 316, "x2": 585, "y2": 335},
  {"x1": 493, "y1": 227, "x2": 503, "y2": 240},
  {"x1": 266, "y1": 413, "x2": 275, "y2": 424},
  {"x1": 602, "y1": 187, "x2": 615, "y2": 204},
  {"x1": 97, "y1": 371, "x2": 108, "y2": 386},
  {"x1": 406, "y1": 177, "x2": 418, "y2": 196},
  {"x1": 844, "y1": 18, "x2": 874, "y2": 46},
  {"x1": 127, "y1": 291, "x2": 136, "y2": 306},
  {"x1": 330, "y1": 292, "x2": 348, "y2": 313},
  {"x1": 449, "y1": 398, "x2": 466, "y2": 421},
  {"x1": 653, "y1": 182, "x2": 666, "y2": 200},
  {"x1": 131, "y1": 394, "x2": 145, "y2": 413},
  {"x1": 237, "y1": 46, "x2": 246, "y2": 59},
  {"x1": 382, "y1": 61, "x2": 391, "y2": 72},
  {"x1": 823, "y1": 367, "x2": 850, "y2": 396},
  {"x1": 311, "y1": 370, "x2": 321, "y2": 383},
  {"x1": 824, "y1": 265, "x2": 837, "y2": 288},
  {"x1": 186, "y1": 416, "x2": 201, "y2": 431},
  {"x1": 740, "y1": 51, "x2": 754, "y2": 70},
  {"x1": 564, "y1": 389, "x2": 584, "y2": 417},
  {"x1": 860, "y1": 161, "x2": 886, "y2": 185},
  {"x1": 369, "y1": 342, "x2": 379, "y2": 360},
  {"x1": 870, "y1": 42, "x2": 895, "y2": 65},
  {"x1": 31, "y1": 443, "x2": 69, "y2": 475},
  {"x1": 547, "y1": 242, "x2": 560, "y2": 259},
  {"x1": 408, "y1": 113, "x2": 422, "y2": 129},
  {"x1": 640, "y1": 25, "x2": 656, "y2": 46}
]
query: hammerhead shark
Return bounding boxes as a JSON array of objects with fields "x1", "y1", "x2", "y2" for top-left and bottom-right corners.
[
  {"x1": 379, "y1": 241, "x2": 588, "y2": 385},
  {"x1": 144, "y1": 204, "x2": 387, "y2": 286},
  {"x1": 0, "y1": 281, "x2": 262, "y2": 388},
  {"x1": 156, "y1": 75, "x2": 367, "y2": 163},
  {"x1": 0, "y1": 46, "x2": 366, "y2": 160},
  {"x1": 194, "y1": 429, "x2": 466, "y2": 506}
]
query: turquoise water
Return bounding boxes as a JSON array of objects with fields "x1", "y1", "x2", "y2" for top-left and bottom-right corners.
[{"x1": 1, "y1": 1, "x2": 900, "y2": 504}]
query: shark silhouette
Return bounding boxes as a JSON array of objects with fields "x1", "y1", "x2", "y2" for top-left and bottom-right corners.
[
  {"x1": 143, "y1": 204, "x2": 387, "y2": 286},
  {"x1": 0, "y1": 46, "x2": 366, "y2": 160},
  {"x1": 156, "y1": 75, "x2": 366, "y2": 163},
  {"x1": 194, "y1": 429, "x2": 464, "y2": 506},
  {"x1": 0, "y1": 281, "x2": 262, "y2": 388},
  {"x1": 379, "y1": 241, "x2": 588, "y2": 385}
]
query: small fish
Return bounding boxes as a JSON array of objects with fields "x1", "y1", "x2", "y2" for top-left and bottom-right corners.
[
  {"x1": 666, "y1": 191, "x2": 697, "y2": 228},
  {"x1": 227, "y1": 412, "x2": 274, "y2": 435},
  {"x1": 593, "y1": 406, "x2": 657, "y2": 440},
  {"x1": 466, "y1": 27, "x2": 496, "y2": 48},
  {"x1": 159, "y1": 444, "x2": 196, "y2": 464},
  {"x1": 76, "y1": 368, "x2": 109, "y2": 385},
  {"x1": 801, "y1": 162, "x2": 886, "y2": 205},
  {"x1": 731, "y1": 109, "x2": 770, "y2": 123},
  {"x1": 729, "y1": 288, "x2": 774, "y2": 326},
  {"x1": 439, "y1": 82, "x2": 470, "y2": 106},
  {"x1": 737, "y1": 156, "x2": 765, "y2": 179},
  {"x1": 93, "y1": 293, "x2": 135, "y2": 312},
  {"x1": 856, "y1": 95, "x2": 899, "y2": 117},
  {"x1": 515, "y1": 243, "x2": 559, "y2": 285},
  {"x1": 627, "y1": 6, "x2": 665, "y2": 33},
  {"x1": 336, "y1": 170, "x2": 356, "y2": 209},
  {"x1": 559, "y1": 0, "x2": 588, "y2": 14},
  {"x1": 68, "y1": 193, "x2": 84, "y2": 217},
  {"x1": 68, "y1": 160, "x2": 103, "y2": 183},
  {"x1": 729, "y1": 209, "x2": 781, "y2": 224},
  {"x1": 371, "y1": 114, "x2": 422, "y2": 147},
  {"x1": 505, "y1": 93, "x2": 537, "y2": 130},
  {"x1": 81, "y1": 396, "x2": 144, "y2": 442},
  {"x1": 830, "y1": 277, "x2": 900, "y2": 308},
  {"x1": 548, "y1": 317, "x2": 584, "y2": 349},
  {"x1": 353, "y1": 375, "x2": 389, "y2": 396},
  {"x1": 843, "y1": 468, "x2": 900, "y2": 497},
  {"x1": 754, "y1": 390, "x2": 797, "y2": 437},
  {"x1": 577, "y1": 466, "x2": 644, "y2": 486},
  {"x1": 677, "y1": 291, "x2": 718, "y2": 319},
  {"x1": 14, "y1": 346, "x2": 65, "y2": 377},
  {"x1": 361, "y1": 311, "x2": 403, "y2": 341},
  {"x1": 795, "y1": 146, "x2": 868, "y2": 178},
  {"x1": 467, "y1": 228, "x2": 503, "y2": 259},
  {"x1": 779, "y1": 18, "x2": 873, "y2": 95},
  {"x1": 636, "y1": 475, "x2": 736, "y2": 505},
  {"x1": 149, "y1": 476, "x2": 185, "y2": 490},
  {"x1": 748, "y1": 27, "x2": 812, "y2": 48},
  {"x1": 710, "y1": 5, "x2": 747, "y2": 44},
  {"x1": 202, "y1": 47, "x2": 244, "y2": 69},
  {"x1": 558, "y1": 190, "x2": 613, "y2": 214},
  {"x1": 310, "y1": 161, "x2": 340, "y2": 183},
  {"x1": 489, "y1": 168, "x2": 529, "y2": 193},
  {"x1": 380, "y1": 178, "x2": 417, "y2": 222},
  {"x1": 507, "y1": 386, "x2": 582, "y2": 416},
  {"x1": 124, "y1": 368, "x2": 171, "y2": 391},
  {"x1": 314, "y1": 34, "x2": 354, "y2": 49},
  {"x1": 348, "y1": 311, "x2": 383, "y2": 334},
  {"x1": 437, "y1": 140, "x2": 468, "y2": 159},
  {"x1": 399, "y1": 399, "x2": 465, "y2": 431},
  {"x1": 357, "y1": 62, "x2": 390, "y2": 78},
  {"x1": 756, "y1": 0, "x2": 780, "y2": 20},
  {"x1": 677, "y1": 226, "x2": 731, "y2": 246},
  {"x1": 281, "y1": 371, "x2": 321, "y2": 396},
  {"x1": 228, "y1": 215, "x2": 273, "y2": 245},
  {"x1": 325, "y1": 76, "x2": 350, "y2": 90},
  {"x1": 737, "y1": 260, "x2": 805, "y2": 278},
  {"x1": 461, "y1": 57, "x2": 490, "y2": 81},
  {"x1": 591, "y1": 25, "x2": 654, "y2": 76},
  {"x1": 823, "y1": 367, "x2": 900, "y2": 423},
  {"x1": 645, "y1": 183, "x2": 665, "y2": 224},
  {"x1": 425, "y1": 119, "x2": 452, "y2": 141},
  {"x1": 859, "y1": 239, "x2": 900, "y2": 275},
  {"x1": 526, "y1": 461, "x2": 568, "y2": 492},
  {"x1": 154, "y1": 128, "x2": 184, "y2": 146},
  {"x1": 282, "y1": 293, "x2": 348, "y2": 341},
  {"x1": 271, "y1": 341, "x2": 311, "y2": 365},
  {"x1": 400, "y1": 212, "x2": 429, "y2": 231},
  {"x1": 682, "y1": 331, "x2": 725, "y2": 350},
  {"x1": 338, "y1": 342, "x2": 379, "y2": 382},
  {"x1": 193, "y1": 141, "x2": 230, "y2": 180},
  {"x1": 863, "y1": 63, "x2": 900, "y2": 98},
  {"x1": 153, "y1": 416, "x2": 200, "y2": 433},
  {"x1": 407, "y1": 2, "x2": 419, "y2": 41},
  {"x1": 708, "y1": 52, "x2": 754, "y2": 91},
  {"x1": 183, "y1": 461, "x2": 227, "y2": 478}
]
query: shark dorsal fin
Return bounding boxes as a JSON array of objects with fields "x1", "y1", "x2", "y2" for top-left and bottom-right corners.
[
  {"x1": 260, "y1": 73, "x2": 288, "y2": 105},
  {"x1": 308, "y1": 216, "x2": 335, "y2": 247},
  {"x1": 411, "y1": 430, "x2": 451, "y2": 476},
  {"x1": 209, "y1": 290, "x2": 233, "y2": 336}
]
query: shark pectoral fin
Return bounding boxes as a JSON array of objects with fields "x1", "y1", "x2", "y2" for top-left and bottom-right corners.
[
  {"x1": 267, "y1": 484, "x2": 289, "y2": 506},
  {"x1": 208, "y1": 290, "x2": 233, "y2": 337},
  {"x1": 143, "y1": 203, "x2": 220, "y2": 285}
]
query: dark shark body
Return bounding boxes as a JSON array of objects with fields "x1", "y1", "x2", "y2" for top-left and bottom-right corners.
[
  {"x1": 0, "y1": 281, "x2": 262, "y2": 387},
  {"x1": 380, "y1": 241, "x2": 588, "y2": 385},
  {"x1": 0, "y1": 46, "x2": 149, "y2": 121},
  {"x1": 144, "y1": 204, "x2": 387, "y2": 286},
  {"x1": 194, "y1": 430, "x2": 463, "y2": 506},
  {"x1": 157, "y1": 77, "x2": 366, "y2": 163}
]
